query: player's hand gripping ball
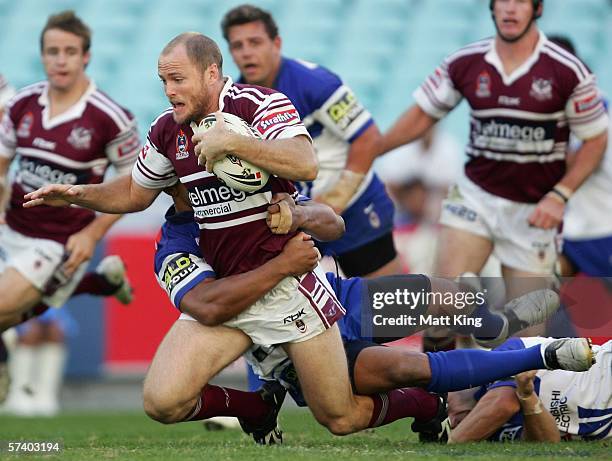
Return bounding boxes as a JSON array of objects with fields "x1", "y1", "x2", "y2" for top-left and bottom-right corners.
[{"x1": 197, "y1": 112, "x2": 270, "y2": 193}]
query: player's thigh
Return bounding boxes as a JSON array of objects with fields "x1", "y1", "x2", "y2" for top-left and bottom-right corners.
[
  {"x1": 0, "y1": 268, "x2": 41, "y2": 318},
  {"x1": 352, "y1": 344, "x2": 430, "y2": 394},
  {"x1": 144, "y1": 319, "x2": 251, "y2": 404},
  {"x1": 435, "y1": 225, "x2": 493, "y2": 277},
  {"x1": 282, "y1": 324, "x2": 359, "y2": 420}
]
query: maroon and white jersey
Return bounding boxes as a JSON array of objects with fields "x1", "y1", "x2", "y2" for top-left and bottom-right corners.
[
  {"x1": 415, "y1": 32, "x2": 608, "y2": 203},
  {"x1": 0, "y1": 81, "x2": 140, "y2": 243},
  {"x1": 132, "y1": 77, "x2": 311, "y2": 277},
  {"x1": 0, "y1": 74, "x2": 15, "y2": 110}
]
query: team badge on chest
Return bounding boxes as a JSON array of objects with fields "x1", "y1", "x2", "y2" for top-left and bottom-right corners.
[
  {"x1": 17, "y1": 112, "x2": 34, "y2": 138},
  {"x1": 530, "y1": 78, "x2": 553, "y2": 101},
  {"x1": 475, "y1": 71, "x2": 491, "y2": 98},
  {"x1": 67, "y1": 126, "x2": 93, "y2": 150},
  {"x1": 176, "y1": 130, "x2": 189, "y2": 160}
]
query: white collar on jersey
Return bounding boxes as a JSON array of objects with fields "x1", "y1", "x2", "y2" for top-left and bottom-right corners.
[
  {"x1": 217, "y1": 76, "x2": 234, "y2": 112},
  {"x1": 37, "y1": 79, "x2": 97, "y2": 130},
  {"x1": 484, "y1": 30, "x2": 547, "y2": 86}
]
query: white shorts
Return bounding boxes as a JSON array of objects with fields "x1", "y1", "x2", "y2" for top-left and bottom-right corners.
[
  {"x1": 0, "y1": 224, "x2": 88, "y2": 307},
  {"x1": 439, "y1": 176, "x2": 557, "y2": 274},
  {"x1": 179, "y1": 264, "x2": 345, "y2": 345}
]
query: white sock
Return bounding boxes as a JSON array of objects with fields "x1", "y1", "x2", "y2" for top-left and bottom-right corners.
[
  {"x1": 8, "y1": 344, "x2": 36, "y2": 395},
  {"x1": 32, "y1": 342, "x2": 67, "y2": 409}
]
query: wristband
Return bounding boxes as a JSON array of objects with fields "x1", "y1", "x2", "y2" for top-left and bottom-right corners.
[
  {"x1": 516, "y1": 392, "x2": 543, "y2": 415},
  {"x1": 547, "y1": 189, "x2": 567, "y2": 204},
  {"x1": 553, "y1": 184, "x2": 573, "y2": 202}
]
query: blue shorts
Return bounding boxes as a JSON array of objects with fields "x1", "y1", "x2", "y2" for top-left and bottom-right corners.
[
  {"x1": 564, "y1": 236, "x2": 612, "y2": 276},
  {"x1": 317, "y1": 174, "x2": 394, "y2": 256},
  {"x1": 16, "y1": 306, "x2": 79, "y2": 337}
]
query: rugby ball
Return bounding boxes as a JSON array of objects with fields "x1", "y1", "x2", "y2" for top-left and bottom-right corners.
[{"x1": 198, "y1": 113, "x2": 270, "y2": 193}]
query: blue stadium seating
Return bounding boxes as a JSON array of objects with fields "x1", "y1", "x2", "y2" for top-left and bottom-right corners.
[{"x1": 0, "y1": 0, "x2": 609, "y2": 142}]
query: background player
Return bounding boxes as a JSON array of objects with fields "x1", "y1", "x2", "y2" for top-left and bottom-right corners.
[
  {"x1": 379, "y1": 0, "x2": 608, "y2": 302},
  {"x1": 0, "y1": 11, "x2": 138, "y2": 408},
  {"x1": 221, "y1": 4, "x2": 401, "y2": 279}
]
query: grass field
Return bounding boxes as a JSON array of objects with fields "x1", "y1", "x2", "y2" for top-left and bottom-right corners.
[{"x1": 1, "y1": 410, "x2": 609, "y2": 460}]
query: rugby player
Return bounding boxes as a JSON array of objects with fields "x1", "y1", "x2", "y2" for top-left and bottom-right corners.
[
  {"x1": 0, "y1": 11, "x2": 137, "y2": 404},
  {"x1": 221, "y1": 4, "x2": 401, "y2": 279},
  {"x1": 447, "y1": 338, "x2": 611, "y2": 442},
  {"x1": 154, "y1": 188, "x2": 595, "y2": 443},
  {"x1": 24, "y1": 32, "x2": 455, "y2": 437},
  {"x1": 379, "y1": 0, "x2": 609, "y2": 303}
]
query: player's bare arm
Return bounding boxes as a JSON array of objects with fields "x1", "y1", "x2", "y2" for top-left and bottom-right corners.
[
  {"x1": 316, "y1": 124, "x2": 381, "y2": 213},
  {"x1": 449, "y1": 386, "x2": 520, "y2": 443},
  {"x1": 23, "y1": 174, "x2": 160, "y2": 214},
  {"x1": 529, "y1": 130, "x2": 608, "y2": 229},
  {"x1": 180, "y1": 232, "x2": 319, "y2": 325},
  {"x1": 514, "y1": 371, "x2": 561, "y2": 442},
  {"x1": 379, "y1": 105, "x2": 438, "y2": 155},
  {"x1": 193, "y1": 112, "x2": 317, "y2": 181},
  {"x1": 267, "y1": 192, "x2": 345, "y2": 241},
  {"x1": 62, "y1": 213, "x2": 123, "y2": 276}
]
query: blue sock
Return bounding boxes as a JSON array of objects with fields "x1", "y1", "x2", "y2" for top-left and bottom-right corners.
[
  {"x1": 453, "y1": 301, "x2": 506, "y2": 341},
  {"x1": 246, "y1": 363, "x2": 266, "y2": 391},
  {"x1": 426, "y1": 345, "x2": 545, "y2": 393}
]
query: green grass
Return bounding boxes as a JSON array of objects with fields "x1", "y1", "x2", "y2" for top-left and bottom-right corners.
[{"x1": 0, "y1": 410, "x2": 609, "y2": 460}]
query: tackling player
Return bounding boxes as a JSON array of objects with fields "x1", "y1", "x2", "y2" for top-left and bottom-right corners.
[
  {"x1": 221, "y1": 4, "x2": 401, "y2": 278},
  {"x1": 153, "y1": 189, "x2": 595, "y2": 443},
  {"x1": 447, "y1": 338, "x2": 611, "y2": 442}
]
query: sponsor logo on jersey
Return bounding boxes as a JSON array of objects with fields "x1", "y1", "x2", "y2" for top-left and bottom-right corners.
[
  {"x1": 32, "y1": 137, "x2": 57, "y2": 151},
  {"x1": 550, "y1": 390, "x2": 571, "y2": 431},
  {"x1": 498, "y1": 95, "x2": 521, "y2": 106},
  {"x1": 574, "y1": 93, "x2": 600, "y2": 114},
  {"x1": 17, "y1": 112, "x2": 33, "y2": 138},
  {"x1": 188, "y1": 183, "x2": 251, "y2": 207},
  {"x1": 140, "y1": 144, "x2": 150, "y2": 159},
  {"x1": 163, "y1": 253, "x2": 198, "y2": 293},
  {"x1": 176, "y1": 129, "x2": 189, "y2": 160},
  {"x1": 17, "y1": 157, "x2": 78, "y2": 191},
  {"x1": 530, "y1": 77, "x2": 553, "y2": 101},
  {"x1": 326, "y1": 90, "x2": 364, "y2": 130},
  {"x1": 476, "y1": 71, "x2": 491, "y2": 98},
  {"x1": 257, "y1": 109, "x2": 299, "y2": 134},
  {"x1": 498, "y1": 426, "x2": 522, "y2": 441},
  {"x1": 67, "y1": 126, "x2": 93, "y2": 150},
  {"x1": 472, "y1": 119, "x2": 547, "y2": 142},
  {"x1": 283, "y1": 308, "x2": 306, "y2": 324},
  {"x1": 118, "y1": 131, "x2": 140, "y2": 157}
]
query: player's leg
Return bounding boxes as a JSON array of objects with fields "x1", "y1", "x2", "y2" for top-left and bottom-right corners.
[
  {"x1": 282, "y1": 325, "x2": 372, "y2": 435},
  {"x1": 350, "y1": 337, "x2": 593, "y2": 396},
  {"x1": 0, "y1": 269, "x2": 42, "y2": 325},
  {"x1": 143, "y1": 318, "x2": 254, "y2": 424},
  {"x1": 435, "y1": 226, "x2": 493, "y2": 277}
]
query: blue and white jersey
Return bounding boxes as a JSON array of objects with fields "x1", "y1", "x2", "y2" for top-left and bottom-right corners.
[
  {"x1": 242, "y1": 58, "x2": 394, "y2": 254},
  {"x1": 479, "y1": 338, "x2": 612, "y2": 441},
  {"x1": 154, "y1": 208, "x2": 215, "y2": 309}
]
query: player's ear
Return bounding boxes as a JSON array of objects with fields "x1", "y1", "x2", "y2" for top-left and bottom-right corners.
[
  {"x1": 207, "y1": 63, "x2": 220, "y2": 82},
  {"x1": 83, "y1": 51, "x2": 91, "y2": 68},
  {"x1": 273, "y1": 35, "x2": 281, "y2": 52}
]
